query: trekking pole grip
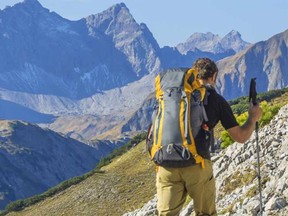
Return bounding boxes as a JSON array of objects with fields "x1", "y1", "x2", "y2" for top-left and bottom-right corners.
[{"x1": 249, "y1": 78, "x2": 257, "y2": 106}]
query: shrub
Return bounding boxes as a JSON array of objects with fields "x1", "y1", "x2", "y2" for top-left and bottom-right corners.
[
  {"x1": 221, "y1": 101, "x2": 281, "y2": 148},
  {"x1": 96, "y1": 132, "x2": 147, "y2": 170},
  {"x1": 259, "y1": 101, "x2": 281, "y2": 126}
]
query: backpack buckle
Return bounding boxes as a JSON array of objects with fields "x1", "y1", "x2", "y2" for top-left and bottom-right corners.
[
  {"x1": 166, "y1": 144, "x2": 174, "y2": 154},
  {"x1": 182, "y1": 148, "x2": 191, "y2": 160}
]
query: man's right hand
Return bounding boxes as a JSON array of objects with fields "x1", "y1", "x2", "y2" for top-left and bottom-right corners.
[
  {"x1": 227, "y1": 102, "x2": 263, "y2": 143},
  {"x1": 248, "y1": 102, "x2": 263, "y2": 123}
]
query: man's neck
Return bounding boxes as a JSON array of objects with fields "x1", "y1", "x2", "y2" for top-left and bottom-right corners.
[{"x1": 199, "y1": 79, "x2": 209, "y2": 85}]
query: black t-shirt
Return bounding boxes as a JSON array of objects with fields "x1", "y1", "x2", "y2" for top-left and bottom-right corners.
[
  {"x1": 194, "y1": 87, "x2": 239, "y2": 159},
  {"x1": 204, "y1": 87, "x2": 239, "y2": 130}
]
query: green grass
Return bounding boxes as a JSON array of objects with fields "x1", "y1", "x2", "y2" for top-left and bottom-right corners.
[
  {"x1": 219, "y1": 168, "x2": 257, "y2": 199},
  {"x1": 3, "y1": 133, "x2": 148, "y2": 216},
  {"x1": 5, "y1": 140, "x2": 155, "y2": 216},
  {"x1": 3, "y1": 170, "x2": 104, "y2": 214}
]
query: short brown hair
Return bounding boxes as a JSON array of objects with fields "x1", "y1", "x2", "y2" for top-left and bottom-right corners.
[{"x1": 192, "y1": 58, "x2": 218, "y2": 79}]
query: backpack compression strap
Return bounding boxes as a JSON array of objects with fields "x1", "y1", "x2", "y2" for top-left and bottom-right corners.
[
  {"x1": 151, "y1": 74, "x2": 164, "y2": 159},
  {"x1": 183, "y1": 68, "x2": 206, "y2": 168}
]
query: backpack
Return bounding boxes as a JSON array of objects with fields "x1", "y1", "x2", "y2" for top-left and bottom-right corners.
[{"x1": 146, "y1": 68, "x2": 210, "y2": 168}]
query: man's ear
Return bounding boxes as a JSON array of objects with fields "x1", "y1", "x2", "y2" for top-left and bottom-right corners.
[{"x1": 212, "y1": 72, "x2": 218, "y2": 82}]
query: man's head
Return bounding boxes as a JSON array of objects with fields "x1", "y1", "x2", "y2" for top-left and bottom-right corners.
[{"x1": 192, "y1": 58, "x2": 218, "y2": 81}]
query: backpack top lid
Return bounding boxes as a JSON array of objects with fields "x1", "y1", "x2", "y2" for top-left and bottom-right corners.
[{"x1": 155, "y1": 68, "x2": 205, "y2": 100}]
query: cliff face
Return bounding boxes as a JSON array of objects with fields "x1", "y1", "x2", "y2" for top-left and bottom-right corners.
[
  {"x1": 216, "y1": 30, "x2": 288, "y2": 100},
  {"x1": 0, "y1": 1, "x2": 139, "y2": 99}
]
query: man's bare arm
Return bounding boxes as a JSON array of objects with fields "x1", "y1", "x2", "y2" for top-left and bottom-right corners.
[{"x1": 227, "y1": 103, "x2": 262, "y2": 143}]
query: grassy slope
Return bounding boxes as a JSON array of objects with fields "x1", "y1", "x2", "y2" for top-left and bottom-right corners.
[
  {"x1": 269, "y1": 91, "x2": 288, "y2": 105},
  {"x1": 7, "y1": 141, "x2": 156, "y2": 216}
]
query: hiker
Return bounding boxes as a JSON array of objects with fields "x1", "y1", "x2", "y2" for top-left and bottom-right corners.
[{"x1": 148, "y1": 58, "x2": 263, "y2": 216}]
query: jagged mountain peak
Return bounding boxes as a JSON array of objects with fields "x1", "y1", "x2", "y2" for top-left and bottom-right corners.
[
  {"x1": 221, "y1": 30, "x2": 250, "y2": 53},
  {"x1": 108, "y1": 2, "x2": 129, "y2": 12},
  {"x1": 86, "y1": 2, "x2": 136, "y2": 33},
  {"x1": 183, "y1": 32, "x2": 221, "y2": 46},
  {"x1": 176, "y1": 30, "x2": 250, "y2": 54},
  {"x1": 189, "y1": 32, "x2": 220, "y2": 39},
  {"x1": 227, "y1": 29, "x2": 240, "y2": 36},
  {"x1": 22, "y1": 0, "x2": 42, "y2": 5},
  {"x1": 85, "y1": 2, "x2": 160, "y2": 77},
  {"x1": 176, "y1": 32, "x2": 221, "y2": 54},
  {"x1": 13, "y1": 0, "x2": 46, "y2": 12},
  {"x1": 96, "y1": 2, "x2": 132, "y2": 20},
  {"x1": 1, "y1": 0, "x2": 55, "y2": 22},
  {"x1": 223, "y1": 30, "x2": 242, "y2": 41}
]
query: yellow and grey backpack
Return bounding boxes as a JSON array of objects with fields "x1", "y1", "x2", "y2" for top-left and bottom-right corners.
[{"x1": 146, "y1": 68, "x2": 210, "y2": 168}]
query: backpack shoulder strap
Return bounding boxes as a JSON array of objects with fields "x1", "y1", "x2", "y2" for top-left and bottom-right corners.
[{"x1": 184, "y1": 68, "x2": 206, "y2": 168}]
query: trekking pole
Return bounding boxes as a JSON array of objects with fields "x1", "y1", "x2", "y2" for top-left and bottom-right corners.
[{"x1": 249, "y1": 78, "x2": 263, "y2": 215}]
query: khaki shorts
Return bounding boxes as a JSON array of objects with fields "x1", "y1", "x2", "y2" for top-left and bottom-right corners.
[{"x1": 156, "y1": 159, "x2": 217, "y2": 216}]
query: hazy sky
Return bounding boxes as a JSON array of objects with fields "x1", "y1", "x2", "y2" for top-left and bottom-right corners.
[{"x1": 1, "y1": 0, "x2": 288, "y2": 47}]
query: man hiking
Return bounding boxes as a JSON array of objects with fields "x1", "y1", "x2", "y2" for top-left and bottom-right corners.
[{"x1": 153, "y1": 58, "x2": 263, "y2": 215}]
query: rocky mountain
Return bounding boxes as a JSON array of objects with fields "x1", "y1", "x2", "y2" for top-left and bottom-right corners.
[
  {"x1": 0, "y1": 120, "x2": 122, "y2": 209},
  {"x1": 0, "y1": 1, "x2": 237, "y2": 122},
  {"x1": 86, "y1": 3, "x2": 161, "y2": 77},
  {"x1": 0, "y1": 0, "x2": 162, "y2": 140},
  {"x1": 120, "y1": 93, "x2": 155, "y2": 133},
  {"x1": 176, "y1": 30, "x2": 251, "y2": 54},
  {"x1": 216, "y1": 29, "x2": 288, "y2": 100},
  {"x1": 124, "y1": 103, "x2": 288, "y2": 216},
  {"x1": 121, "y1": 29, "x2": 288, "y2": 135},
  {"x1": 0, "y1": 0, "x2": 287, "y2": 154},
  {"x1": 0, "y1": 0, "x2": 139, "y2": 99}
]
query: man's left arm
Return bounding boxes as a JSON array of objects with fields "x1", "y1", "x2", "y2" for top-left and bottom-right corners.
[{"x1": 227, "y1": 102, "x2": 262, "y2": 143}]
